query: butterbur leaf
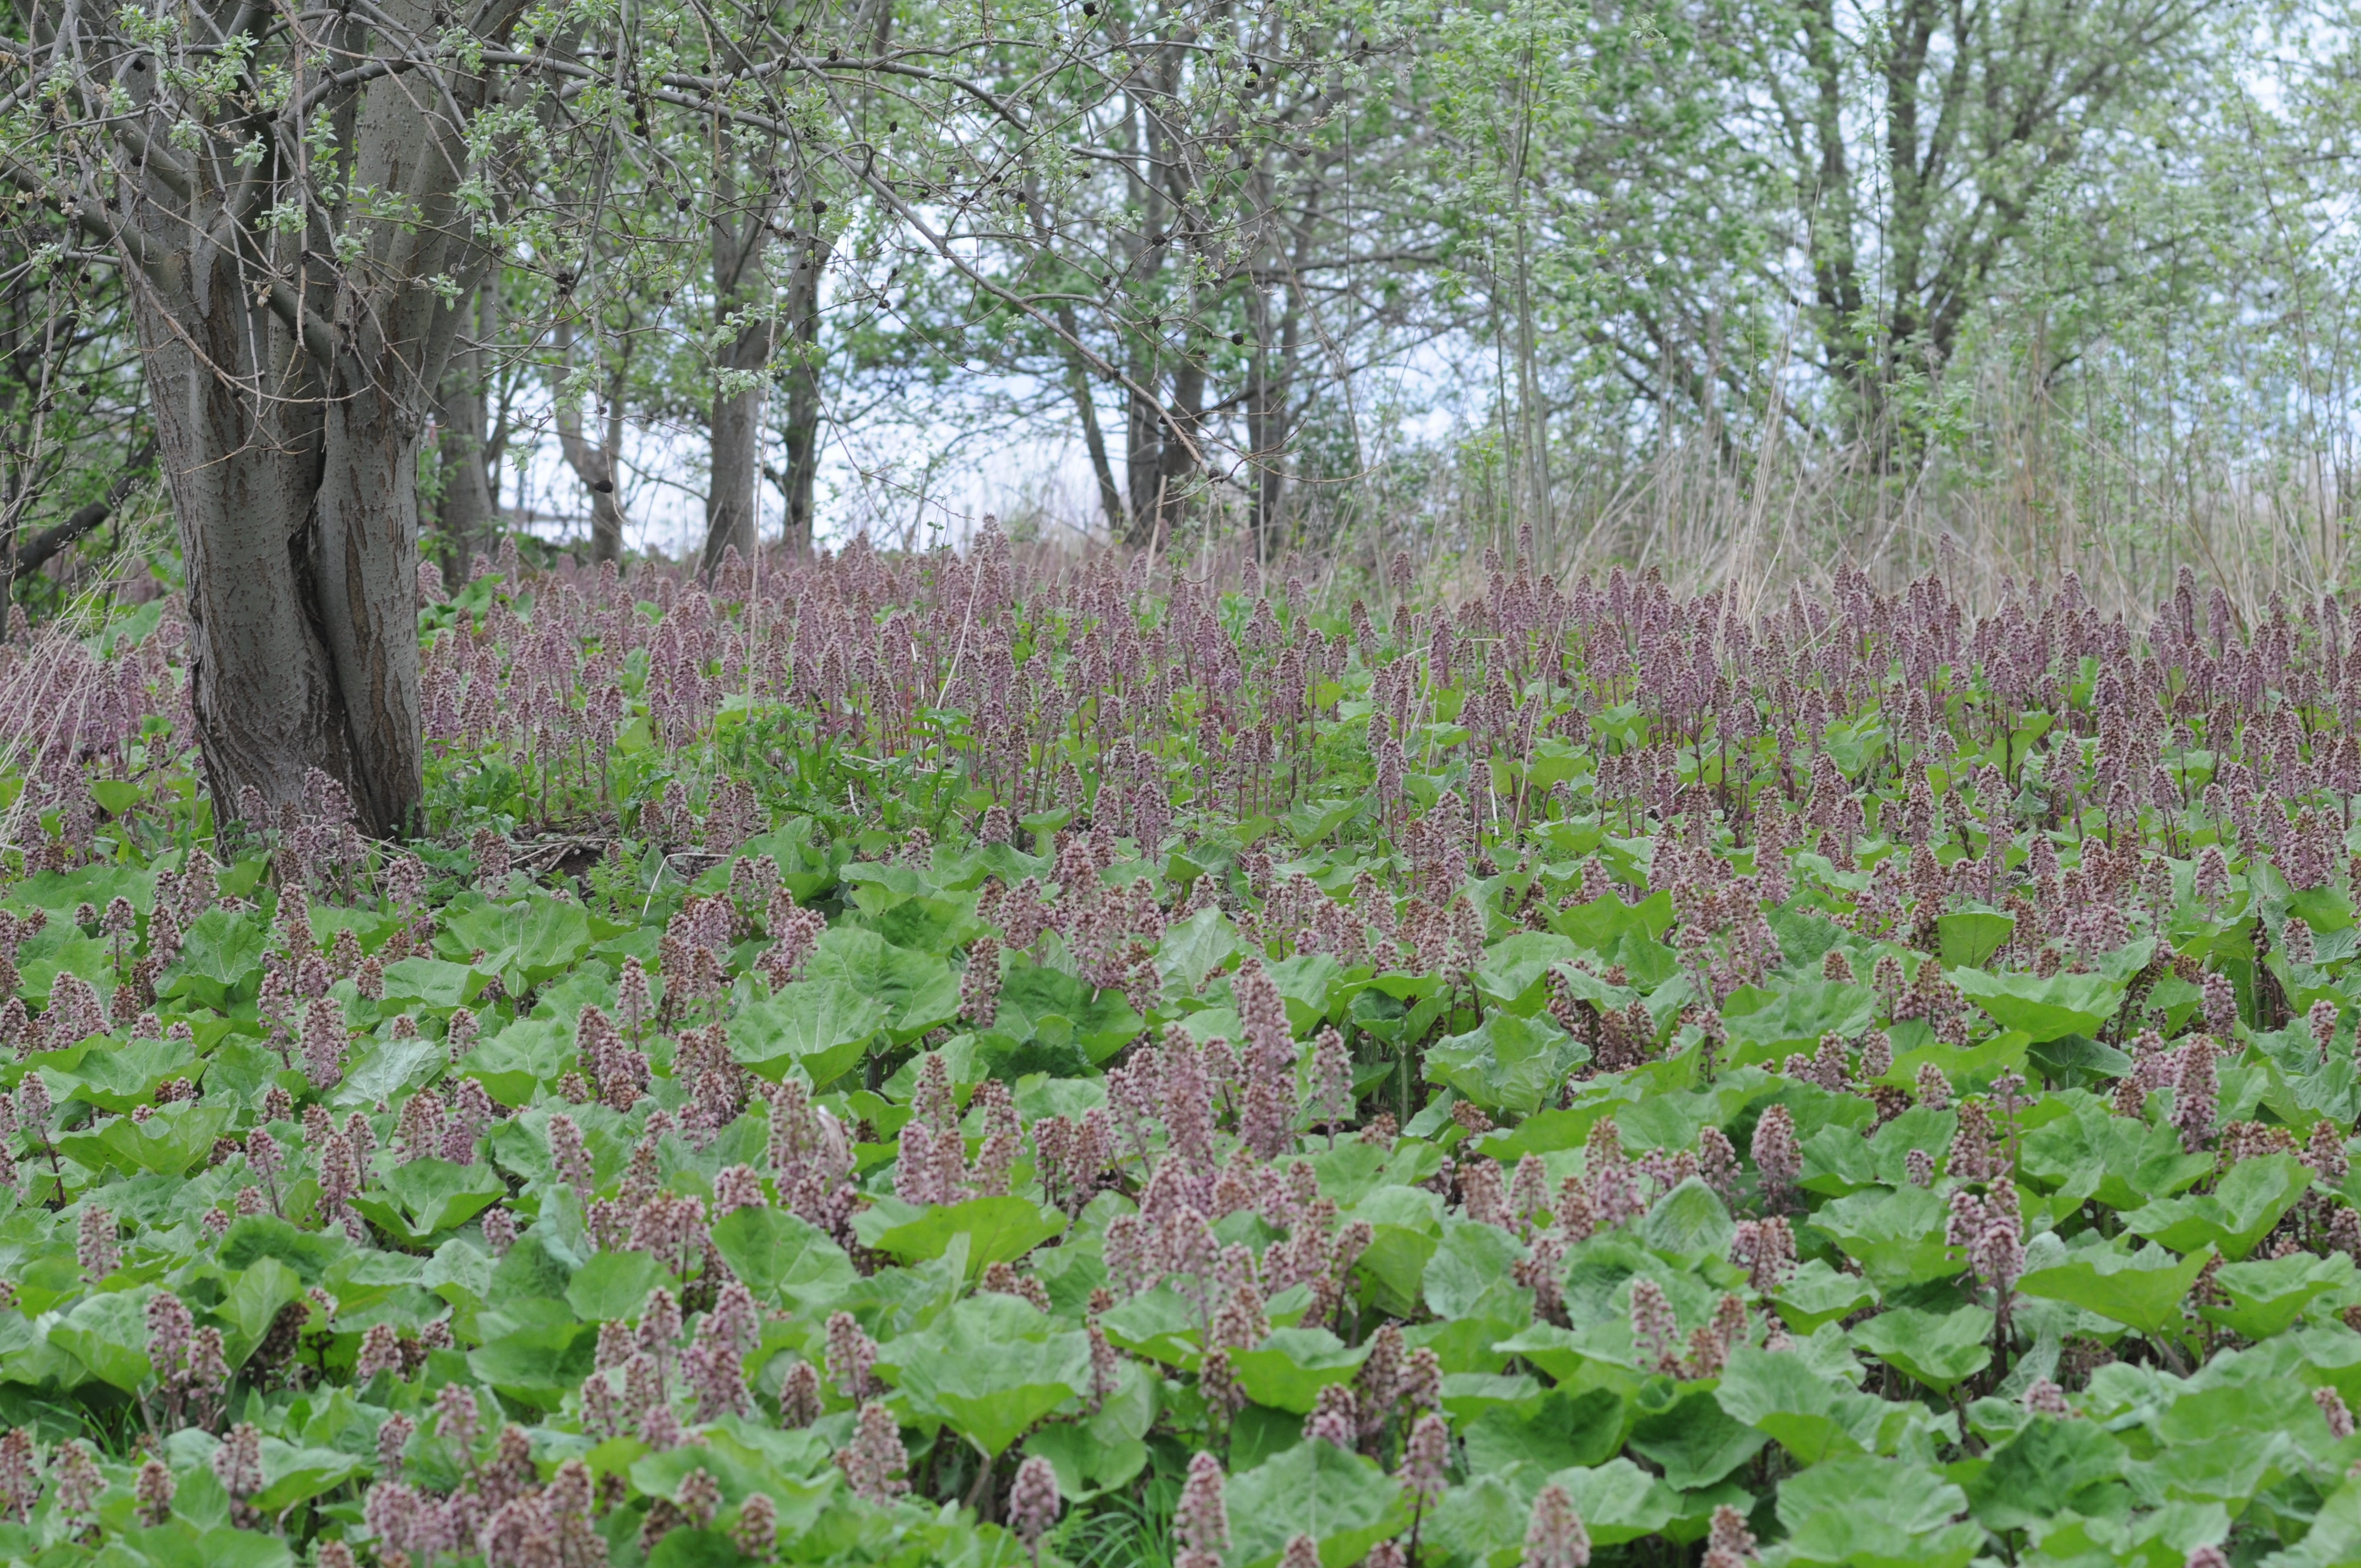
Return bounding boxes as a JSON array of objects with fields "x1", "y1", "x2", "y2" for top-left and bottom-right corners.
[
  {"x1": 1022, "y1": 1422, "x2": 1148, "y2": 1502},
  {"x1": 2200, "y1": 1251, "x2": 2355, "y2": 1338},
  {"x1": 1625, "y1": 1386, "x2": 1769, "y2": 1490},
  {"x1": 2017, "y1": 1243, "x2": 2216, "y2": 1336},
  {"x1": 1774, "y1": 1259, "x2": 1880, "y2": 1333},
  {"x1": 56, "y1": 1101, "x2": 232, "y2": 1177},
  {"x1": 1537, "y1": 1457, "x2": 1676, "y2": 1545},
  {"x1": 874, "y1": 1294, "x2": 1091, "y2": 1457},
  {"x1": 564, "y1": 1249, "x2": 666, "y2": 1321},
  {"x1": 1223, "y1": 1438, "x2": 1409, "y2": 1567},
  {"x1": 350, "y1": 1158, "x2": 507, "y2": 1245},
  {"x1": 727, "y1": 981, "x2": 889, "y2": 1086},
  {"x1": 1460, "y1": 1385, "x2": 1627, "y2": 1473},
  {"x1": 1226, "y1": 1327, "x2": 1369, "y2": 1413},
  {"x1": 707, "y1": 1205, "x2": 858, "y2": 1308},
  {"x1": 1424, "y1": 1010, "x2": 1582, "y2": 1114},
  {"x1": 1848, "y1": 1304, "x2": 1994, "y2": 1394},
  {"x1": 1809, "y1": 1184, "x2": 1961, "y2": 1291},
  {"x1": 1946, "y1": 966, "x2": 2125, "y2": 1043},
  {"x1": 48, "y1": 1285, "x2": 157, "y2": 1392},
  {"x1": 2121, "y1": 1153, "x2": 2310, "y2": 1259},
  {"x1": 1937, "y1": 910, "x2": 2016, "y2": 969},
  {"x1": 803, "y1": 927, "x2": 960, "y2": 1042},
  {"x1": 1963, "y1": 1417, "x2": 2130, "y2": 1534},
  {"x1": 852, "y1": 1194, "x2": 1067, "y2": 1268},
  {"x1": 1775, "y1": 1455, "x2": 1982, "y2": 1568}
]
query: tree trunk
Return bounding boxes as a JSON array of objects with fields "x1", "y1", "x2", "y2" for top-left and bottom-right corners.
[
  {"x1": 553, "y1": 317, "x2": 629, "y2": 565},
  {"x1": 701, "y1": 142, "x2": 777, "y2": 578},
  {"x1": 102, "y1": 0, "x2": 517, "y2": 836},
  {"x1": 436, "y1": 283, "x2": 499, "y2": 574},
  {"x1": 776, "y1": 251, "x2": 824, "y2": 558}
]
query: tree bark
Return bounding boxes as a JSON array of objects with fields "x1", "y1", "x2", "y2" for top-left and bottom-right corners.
[
  {"x1": 436, "y1": 283, "x2": 500, "y2": 575},
  {"x1": 102, "y1": 0, "x2": 521, "y2": 836},
  {"x1": 553, "y1": 317, "x2": 629, "y2": 565},
  {"x1": 701, "y1": 142, "x2": 779, "y2": 578},
  {"x1": 776, "y1": 248, "x2": 824, "y2": 558}
]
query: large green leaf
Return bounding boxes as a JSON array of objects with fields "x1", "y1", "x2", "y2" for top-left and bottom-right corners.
[
  {"x1": 563, "y1": 1250, "x2": 666, "y2": 1322},
  {"x1": 1424, "y1": 1011, "x2": 1581, "y2": 1115},
  {"x1": 160, "y1": 908, "x2": 266, "y2": 1008},
  {"x1": 2020, "y1": 1094, "x2": 2216, "y2": 1210},
  {"x1": 1809, "y1": 1184, "x2": 1961, "y2": 1291},
  {"x1": 803, "y1": 927, "x2": 960, "y2": 1042},
  {"x1": 1227, "y1": 1329, "x2": 1369, "y2": 1414},
  {"x1": 1848, "y1": 1305, "x2": 1994, "y2": 1394},
  {"x1": 851, "y1": 1195, "x2": 1067, "y2": 1269},
  {"x1": 1961, "y1": 1417, "x2": 2127, "y2": 1534},
  {"x1": 1537, "y1": 1457, "x2": 1677, "y2": 1546},
  {"x1": 1946, "y1": 967, "x2": 2125, "y2": 1043},
  {"x1": 727, "y1": 981, "x2": 889, "y2": 1086},
  {"x1": 55, "y1": 1102, "x2": 232, "y2": 1177},
  {"x1": 1775, "y1": 1455, "x2": 1982, "y2": 1568},
  {"x1": 2200, "y1": 1251, "x2": 2354, "y2": 1338},
  {"x1": 2121, "y1": 1153, "x2": 2310, "y2": 1259},
  {"x1": 351, "y1": 1158, "x2": 507, "y2": 1245},
  {"x1": 1625, "y1": 1386, "x2": 1769, "y2": 1490},
  {"x1": 467, "y1": 1321, "x2": 597, "y2": 1407},
  {"x1": 1475, "y1": 932, "x2": 1579, "y2": 1015},
  {"x1": 1714, "y1": 1347, "x2": 1898, "y2": 1463},
  {"x1": 461, "y1": 1017, "x2": 577, "y2": 1107},
  {"x1": 1224, "y1": 1436, "x2": 1409, "y2": 1567},
  {"x1": 2017, "y1": 1243, "x2": 2215, "y2": 1336},
  {"x1": 49, "y1": 1285, "x2": 157, "y2": 1392},
  {"x1": 1937, "y1": 910, "x2": 2017, "y2": 969},
  {"x1": 993, "y1": 959, "x2": 1144, "y2": 1063},
  {"x1": 1460, "y1": 1385, "x2": 1626, "y2": 1473},
  {"x1": 874, "y1": 1294, "x2": 1091, "y2": 1457},
  {"x1": 707, "y1": 1206, "x2": 858, "y2": 1309},
  {"x1": 1722, "y1": 978, "x2": 1878, "y2": 1053}
]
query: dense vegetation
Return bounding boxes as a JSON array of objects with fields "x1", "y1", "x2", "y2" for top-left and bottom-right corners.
[{"x1": 4, "y1": 537, "x2": 2361, "y2": 1568}]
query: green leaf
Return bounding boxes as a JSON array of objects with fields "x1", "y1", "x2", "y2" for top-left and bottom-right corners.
[
  {"x1": 1155, "y1": 906, "x2": 1242, "y2": 994},
  {"x1": 1423, "y1": 1221, "x2": 1535, "y2": 1325},
  {"x1": 1638, "y1": 1178, "x2": 1734, "y2": 1262},
  {"x1": 377, "y1": 956, "x2": 484, "y2": 1012},
  {"x1": 706, "y1": 1206, "x2": 857, "y2": 1309},
  {"x1": 1424, "y1": 1011, "x2": 1581, "y2": 1115},
  {"x1": 467, "y1": 1321, "x2": 597, "y2": 1408},
  {"x1": 803, "y1": 927, "x2": 960, "y2": 1042},
  {"x1": 2121, "y1": 1153, "x2": 2310, "y2": 1259},
  {"x1": 1961, "y1": 1417, "x2": 2127, "y2": 1534},
  {"x1": 1809, "y1": 1184, "x2": 1961, "y2": 1291},
  {"x1": 1538, "y1": 1457, "x2": 1677, "y2": 1545},
  {"x1": 1460, "y1": 1385, "x2": 1626, "y2": 1473},
  {"x1": 727, "y1": 981, "x2": 889, "y2": 1086},
  {"x1": 1722, "y1": 979, "x2": 1878, "y2": 1053},
  {"x1": 461, "y1": 1017, "x2": 577, "y2": 1107},
  {"x1": 1022, "y1": 1422, "x2": 1149, "y2": 1502},
  {"x1": 350, "y1": 1158, "x2": 507, "y2": 1245},
  {"x1": 333, "y1": 1035, "x2": 448, "y2": 1112},
  {"x1": 2020, "y1": 1094, "x2": 2215, "y2": 1210},
  {"x1": 1773, "y1": 1259, "x2": 1880, "y2": 1333},
  {"x1": 875, "y1": 1294, "x2": 1090, "y2": 1457},
  {"x1": 1625, "y1": 1386, "x2": 1769, "y2": 1490},
  {"x1": 2017, "y1": 1243, "x2": 2216, "y2": 1336},
  {"x1": 1224, "y1": 1436, "x2": 1409, "y2": 1567},
  {"x1": 1227, "y1": 1329, "x2": 1370, "y2": 1414},
  {"x1": 1946, "y1": 967, "x2": 2125, "y2": 1043},
  {"x1": 1848, "y1": 1305, "x2": 1994, "y2": 1394},
  {"x1": 2200, "y1": 1251, "x2": 2355, "y2": 1338},
  {"x1": 55, "y1": 1102, "x2": 232, "y2": 1177},
  {"x1": 49, "y1": 1285, "x2": 157, "y2": 1392},
  {"x1": 212, "y1": 1254, "x2": 306, "y2": 1366},
  {"x1": 160, "y1": 908, "x2": 266, "y2": 1008},
  {"x1": 1713, "y1": 1347, "x2": 1893, "y2": 1463},
  {"x1": 1775, "y1": 1455, "x2": 1982, "y2": 1568},
  {"x1": 564, "y1": 1250, "x2": 665, "y2": 1322},
  {"x1": 1937, "y1": 910, "x2": 2017, "y2": 970},
  {"x1": 1475, "y1": 932, "x2": 1579, "y2": 1015},
  {"x1": 994, "y1": 958, "x2": 1144, "y2": 1063},
  {"x1": 852, "y1": 1195, "x2": 1067, "y2": 1270}
]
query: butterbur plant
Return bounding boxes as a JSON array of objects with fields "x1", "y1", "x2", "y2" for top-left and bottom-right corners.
[{"x1": 10, "y1": 551, "x2": 2361, "y2": 1564}]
